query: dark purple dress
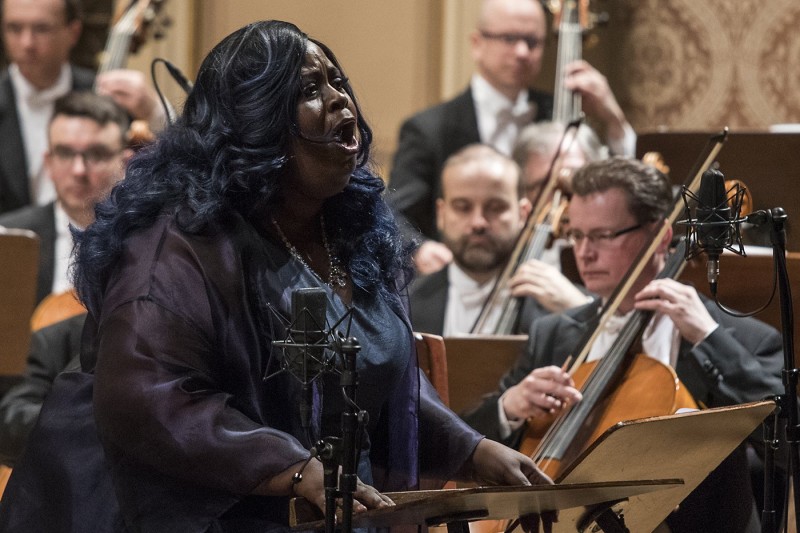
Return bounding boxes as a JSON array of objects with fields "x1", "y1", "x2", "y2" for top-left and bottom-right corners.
[{"x1": 0, "y1": 213, "x2": 482, "y2": 532}]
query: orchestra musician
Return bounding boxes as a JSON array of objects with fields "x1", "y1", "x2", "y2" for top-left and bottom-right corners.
[
  {"x1": 410, "y1": 143, "x2": 591, "y2": 336},
  {"x1": 0, "y1": 0, "x2": 163, "y2": 215},
  {"x1": 461, "y1": 156, "x2": 784, "y2": 532},
  {"x1": 0, "y1": 313, "x2": 85, "y2": 466},
  {"x1": 387, "y1": 0, "x2": 634, "y2": 275},
  {"x1": 0, "y1": 20, "x2": 554, "y2": 532},
  {"x1": 0, "y1": 90, "x2": 126, "y2": 463},
  {"x1": 513, "y1": 120, "x2": 608, "y2": 203},
  {"x1": 0, "y1": 91, "x2": 131, "y2": 305}
]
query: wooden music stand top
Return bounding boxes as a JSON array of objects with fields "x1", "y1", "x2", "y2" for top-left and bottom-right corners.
[
  {"x1": 290, "y1": 401, "x2": 773, "y2": 532},
  {"x1": 555, "y1": 400, "x2": 776, "y2": 532},
  {"x1": 290, "y1": 479, "x2": 682, "y2": 530},
  {"x1": 0, "y1": 229, "x2": 39, "y2": 375}
]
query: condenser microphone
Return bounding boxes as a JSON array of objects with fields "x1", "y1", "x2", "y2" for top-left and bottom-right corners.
[
  {"x1": 679, "y1": 168, "x2": 746, "y2": 295},
  {"x1": 695, "y1": 169, "x2": 733, "y2": 289},
  {"x1": 288, "y1": 287, "x2": 330, "y2": 429}
]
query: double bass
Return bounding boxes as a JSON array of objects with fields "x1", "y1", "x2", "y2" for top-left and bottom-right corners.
[
  {"x1": 471, "y1": 0, "x2": 597, "y2": 334},
  {"x1": 96, "y1": 0, "x2": 170, "y2": 146}
]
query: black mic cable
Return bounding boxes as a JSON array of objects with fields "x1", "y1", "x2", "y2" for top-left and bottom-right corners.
[{"x1": 150, "y1": 57, "x2": 193, "y2": 125}]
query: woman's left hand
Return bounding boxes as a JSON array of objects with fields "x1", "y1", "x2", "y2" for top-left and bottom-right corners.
[
  {"x1": 466, "y1": 439, "x2": 556, "y2": 532},
  {"x1": 352, "y1": 477, "x2": 395, "y2": 514},
  {"x1": 467, "y1": 438, "x2": 551, "y2": 487}
]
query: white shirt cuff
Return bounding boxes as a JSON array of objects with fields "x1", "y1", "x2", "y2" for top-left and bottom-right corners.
[
  {"x1": 497, "y1": 390, "x2": 526, "y2": 440},
  {"x1": 693, "y1": 323, "x2": 720, "y2": 348},
  {"x1": 607, "y1": 122, "x2": 637, "y2": 158}
]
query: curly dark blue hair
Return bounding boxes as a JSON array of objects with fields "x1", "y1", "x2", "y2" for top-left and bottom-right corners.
[{"x1": 73, "y1": 20, "x2": 412, "y2": 315}]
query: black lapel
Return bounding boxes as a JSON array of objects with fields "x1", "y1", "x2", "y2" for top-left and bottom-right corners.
[{"x1": 0, "y1": 72, "x2": 30, "y2": 212}]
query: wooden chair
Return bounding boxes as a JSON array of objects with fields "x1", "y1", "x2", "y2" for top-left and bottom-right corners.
[
  {"x1": 414, "y1": 332, "x2": 450, "y2": 407},
  {"x1": 0, "y1": 229, "x2": 39, "y2": 500},
  {"x1": 414, "y1": 332, "x2": 457, "y2": 494},
  {"x1": 0, "y1": 229, "x2": 39, "y2": 377}
]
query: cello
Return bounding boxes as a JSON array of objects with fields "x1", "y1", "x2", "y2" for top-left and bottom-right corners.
[
  {"x1": 472, "y1": 130, "x2": 728, "y2": 533},
  {"x1": 522, "y1": 129, "x2": 728, "y2": 480}
]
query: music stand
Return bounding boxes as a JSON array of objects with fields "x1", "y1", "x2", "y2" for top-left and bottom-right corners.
[
  {"x1": 291, "y1": 401, "x2": 773, "y2": 532},
  {"x1": 0, "y1": 229, "x2": 39, "y2": 376},
  {"x1": 554, "y1": 400, "x2": 775, "y2": 532},
  {"x1": 291, "y1": 480, "x2": 682, "y2": 531}
]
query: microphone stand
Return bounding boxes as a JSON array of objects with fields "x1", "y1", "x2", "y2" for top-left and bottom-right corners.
[
  {"x1": 266, "y1": 301, "x2": 363, "y2": 533},
  {"x1": 746, "y1": 208, "x2": 800, "y2": 533},
  {"x1": 338, "y1": 337, "x2": 366, "y2": 533},
  {"x1": 315, "y1": 336, "x2": 366, "y2": 533}
]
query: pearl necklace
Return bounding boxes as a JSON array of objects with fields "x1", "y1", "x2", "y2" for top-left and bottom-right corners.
[{"x1": 271, "y1": 216, "x2": 348, "y2": 289}]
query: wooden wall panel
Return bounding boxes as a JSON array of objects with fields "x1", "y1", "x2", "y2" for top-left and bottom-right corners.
[
  {"x1": 196, "y1": 0, "x2": 442, "y2": 172},
  {"x1": 617, "y1": 0, "x2": 800, "y2": 130}
]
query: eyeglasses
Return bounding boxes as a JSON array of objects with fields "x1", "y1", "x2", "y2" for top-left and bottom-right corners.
[
  {"x1": 49, "y1": 146, "x2": 122, "y2": 169},
  {"x1": 479, "y1": 30, "x2": 543, "y2": 50},
  {"x1": 565, "y1": 223, "x2": 644, "y2": 248},
  {"x1": 3, "y1": 22, "x2": 63, "y2": 40}
]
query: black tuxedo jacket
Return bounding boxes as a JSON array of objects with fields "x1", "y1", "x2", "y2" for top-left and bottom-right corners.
[
  {"x1": 462, "y1": 297, "x2": 783, "y2": 439},
  {"x1": 408, "y1": 266, "x2": 550, "y2": 336},
  {"x1": 0, "y1": 66, "x2": 94, "y2": 215},
  {"x1": 461, "y1": 297, "x2": 783, "y2": 533},
  {"x1": 0, "y1": 313, "x2": 85, "y2": 466},
  {"x1": 0, "y1": 202, "x2": 57, "y2": 305},
  {"x1": 387, "y1": 86, "x2": 553, "y2": 241}
]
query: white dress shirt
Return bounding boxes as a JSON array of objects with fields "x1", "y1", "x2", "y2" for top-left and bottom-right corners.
[
  {"x1": 442, "y1": 262, "x2": 506, "y2": 336},
  {"x1": 9, "y1": 63, "x2": 72, "y2": 206},
  {"x1": 471, "y1": 74, "x2": 535, "y2": 156},
  {"x1": 52, "y1": 201, "x2": 82, "y2": 294}
]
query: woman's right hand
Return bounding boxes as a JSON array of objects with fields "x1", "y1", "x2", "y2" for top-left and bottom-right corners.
[{"x1": 277, "y1": 458, "x2": 395, "y2": 516}]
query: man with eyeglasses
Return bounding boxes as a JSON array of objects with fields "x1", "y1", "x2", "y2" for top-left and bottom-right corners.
[
  {"x1": 0, "y1": 90, "x2": 130, "y2": 305},
  {"x1": 0, "y1": 0, "x2": 163, "y2": 215},
  {"x1": 388, "y1": 0, "x2": 634, "y2": 275},
  {"x1": 461, "y1": 156, "x2": 783, "y2": 532}
]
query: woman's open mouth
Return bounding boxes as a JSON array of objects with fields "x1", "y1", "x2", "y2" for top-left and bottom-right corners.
[{"x1": 330, "y1": 119, "x2": 360, "y2": 154}]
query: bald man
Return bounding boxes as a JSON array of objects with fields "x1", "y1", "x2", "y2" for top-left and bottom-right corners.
[{"x1": 389, "y1": 0, "x2": 634, "y2": 275}]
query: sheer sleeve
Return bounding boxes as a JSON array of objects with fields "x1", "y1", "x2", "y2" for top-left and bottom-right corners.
[{"x1": 93, "y1": 298, "x2": 310, "y2": 496}]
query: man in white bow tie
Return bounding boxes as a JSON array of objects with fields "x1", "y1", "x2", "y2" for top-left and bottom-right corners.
[
  {"x1": 461, "y1": 156, "x2": 784, "y2": 533},
  {"x1": 388, "y1": 0, "x2": 634, "y2": 275}
]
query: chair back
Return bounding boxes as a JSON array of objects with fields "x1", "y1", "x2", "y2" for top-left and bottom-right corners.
[
  {"x1": 414, "y1": 332, "x2": 450, "y2": 407},
  {"x1": 0, "y1": 230, "x2": 39, "y2": 375}
]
